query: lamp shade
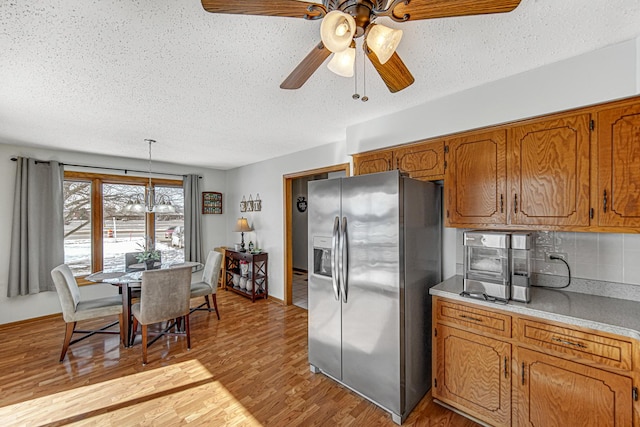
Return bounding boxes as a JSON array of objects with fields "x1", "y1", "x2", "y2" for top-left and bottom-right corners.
[
  {"x1": 320, "y1": 10, "x2": 356, "y2": 53},
  {"x1": 327, "y1": 47, "x2": 356, "y2": 77},
  {"x1": 366, "y1": 24, "x2": 403, "y2": 64},
  {"x1": 233, "y1": 217, "x2": 253, "y2": 233}
]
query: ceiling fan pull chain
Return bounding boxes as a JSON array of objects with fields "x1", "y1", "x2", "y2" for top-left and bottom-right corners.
[
  {"x1": 361, "y1": 46, "x2": 368, "y2": 102},
  {"x1": 352, "y1": 46, "x2": 360, "y2": 100}
]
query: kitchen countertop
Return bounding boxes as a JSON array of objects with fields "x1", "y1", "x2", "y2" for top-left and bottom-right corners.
[{"x1": 430, "y1": 275, "x2": 640, "y2": 342}]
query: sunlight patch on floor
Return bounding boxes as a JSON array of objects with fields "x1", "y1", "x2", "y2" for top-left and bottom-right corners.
[{"x1": 0, "y1": 359, "x2": 260, "y2": 426}]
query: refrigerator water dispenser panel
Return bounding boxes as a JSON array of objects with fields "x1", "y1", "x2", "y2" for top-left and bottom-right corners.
[{"x1": 313, "y1": 236, "x2": 332, "y2": 278}]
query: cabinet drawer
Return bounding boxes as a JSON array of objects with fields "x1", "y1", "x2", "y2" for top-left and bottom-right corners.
[
  {"x1": 517, "y1": 318, "x2": 632, "y2": 371},
  {"x1": 435, "y1": 299, "x2": 511, "y2": 338}
]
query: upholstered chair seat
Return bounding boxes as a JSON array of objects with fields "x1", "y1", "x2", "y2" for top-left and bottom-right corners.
[
  {"x1": 188, "y1": 250, "x2": 223, "y2": 320},
  {"x1": 51, "y1": 264, "x2": 123, "y2": 362}
]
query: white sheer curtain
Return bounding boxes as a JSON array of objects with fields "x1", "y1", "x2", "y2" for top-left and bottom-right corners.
[
  {"x1": 8, "y1": 157, "x2": 64, "y2": 297},
  {"x1": 183, "y1": 174, "x2": 203, "y2": 263}
]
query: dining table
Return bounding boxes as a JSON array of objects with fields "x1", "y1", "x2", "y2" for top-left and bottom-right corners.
[{"x1": 86, "y1": 261, "x2": 203, "y2": 347}]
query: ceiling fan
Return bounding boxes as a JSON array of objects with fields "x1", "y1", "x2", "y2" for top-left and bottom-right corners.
[{"x1": 201, "y1": 0, "x2": 522, "y2": 93}]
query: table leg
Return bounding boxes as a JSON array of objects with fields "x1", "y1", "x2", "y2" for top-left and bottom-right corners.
[{"x1": 121, "y1": 284, "x2": 132, "y2": 348}]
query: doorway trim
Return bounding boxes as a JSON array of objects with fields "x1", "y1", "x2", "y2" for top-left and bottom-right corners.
[{"x1": 283, "y1": 163, "x2": 351, "y2": 305}]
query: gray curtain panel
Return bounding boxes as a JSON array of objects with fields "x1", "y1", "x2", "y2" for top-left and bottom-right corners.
[
  {"x1": 183, "y1": 174, "x2": 203, "y2": 263},
  {"x1": 8, "y1": 157, "x2": 65, "y2": 297}
]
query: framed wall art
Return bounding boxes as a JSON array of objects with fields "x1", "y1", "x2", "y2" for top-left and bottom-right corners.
[{"x1": 202, "y1": 191, "x2": 222, "y2": 214}]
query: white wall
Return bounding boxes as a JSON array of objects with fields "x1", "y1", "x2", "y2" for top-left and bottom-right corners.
[
  {"x1": 0, "y1": 142, "x2": 227, "y2": 325},
  {"x1": 225, "y1": 141, "x2": 350, "y2": 301},
  {"x1": 347, "y1": 37, "x2": 640, "y2": 155},
  {"x1": 227, "y1": 36, "x2": 640, "y2": 301}
]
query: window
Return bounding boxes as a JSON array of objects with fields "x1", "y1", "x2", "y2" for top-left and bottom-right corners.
[{"x1": 63, "y1": 172, "x2": 184, "y2": 278}]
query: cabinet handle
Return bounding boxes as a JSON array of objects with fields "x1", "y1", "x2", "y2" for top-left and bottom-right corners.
[
  {"x1": 500, "y1": 194, "x2": 504, "y2": 213},
  {"x1": 603, "y1": 189, "x2": 608, "y2": 213},
  {"x1": 504, "y1": 357, "x2": 508, "y2": 379},
  {"x1": 551, "y1": 336, "x2": 587, "y2": 349},
  {"x1": 514, "y1": 194, "x2": 518, "y2": 214},
  {"x1": 521, "y1": 362, "x2": 525, "y2": 385},
  {"x1": 459, "y1": 314, "x2": 483, "y2": 323}
]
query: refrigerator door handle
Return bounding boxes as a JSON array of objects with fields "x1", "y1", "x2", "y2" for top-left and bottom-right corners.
[
  {"x1": 331, "y1": 216, "x2": 340, "y2": 300},
  {"x1": 339, "y1": 216, "x2": 348, "y2": 303}
]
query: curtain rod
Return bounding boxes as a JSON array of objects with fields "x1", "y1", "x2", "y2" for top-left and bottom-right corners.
[{"x1": 10, "y1": 157, "x2": 202, "y2": 179}]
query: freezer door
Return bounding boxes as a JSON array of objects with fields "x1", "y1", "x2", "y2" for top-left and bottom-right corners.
[
  {"x1": 340, "y1": 171, "x2": 402, "y2": 414},
  {"x1": 308, "y1": 177, "x2": 342, "y2": 380}
]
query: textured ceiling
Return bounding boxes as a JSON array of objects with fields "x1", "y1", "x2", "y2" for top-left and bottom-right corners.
[{"x1": 1, "y1": 0, "x2": 639, "y2": 170}]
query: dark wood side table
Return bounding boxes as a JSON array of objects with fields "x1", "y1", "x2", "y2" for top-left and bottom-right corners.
[{"x1": 224, "y1": 249, "x2": 268, "y2": 302}]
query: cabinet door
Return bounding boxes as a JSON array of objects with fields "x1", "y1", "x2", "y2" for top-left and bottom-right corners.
[
  {"x1": 394, "y1": 139, "x2": 445, "y2": 181},
  {"x1": 516, "y1": 347, "x2": 632, "y2": 427},
  {"x1": 353, "y1": 151, "x2": 392, "y2": 175},
  {"x1": 597, "y1": 102, "x2": 640, "y2": 227},
  {"x1": 434, "y1": 325, "x2": 511, "y2": 427},
  {"x1": 445, "y1": 130, "x2": 507, "y2": 226},
  {"x1": 509, "y1": 114, "x2": 591, "y2": 226}
]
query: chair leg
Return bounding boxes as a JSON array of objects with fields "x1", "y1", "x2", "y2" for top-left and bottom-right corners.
[
  {"x1": 184, "y1": 315, "x2": 191, "y2": 349},
  {"x1": 142, "y1": 324, "x2": 148, "y2": 365},
  {"x1": 118, "y1": 313, "x2": 124, "y2": 346},
  {"x1": 131, "y1": 317, "x2": 139, "y2": 347},
  {"x1": 204, "y1": 295, "x2": 211, "y2": 311},
  {"x1": 212, "y1": 294, "x2": 220, "y2": 320},
  {"x1": 59, "y1": 322, "x2": 76, "y2": 362}
]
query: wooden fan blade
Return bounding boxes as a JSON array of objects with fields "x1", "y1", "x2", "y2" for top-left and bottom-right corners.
[
  {"x1": 392, "y1": 0, "x2": 521, "y2": 21},
  {"x1": 201, "y1": 0, "x2": 324, "y2": 19},
  {"x1": 366, "y1": 49, "x2": 414, "y2": 93},
  {"x1": 280, "y1": 42, "x2": 331, "y2": 90}
]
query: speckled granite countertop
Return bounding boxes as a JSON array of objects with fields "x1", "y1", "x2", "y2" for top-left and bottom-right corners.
[{"x1": 430, "y1": 275, "x2": 640, "y2": 341}]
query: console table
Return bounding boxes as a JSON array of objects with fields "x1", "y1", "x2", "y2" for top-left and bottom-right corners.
[{"x1": 223, "y1": 249, "x2": 268, "y2": 302}]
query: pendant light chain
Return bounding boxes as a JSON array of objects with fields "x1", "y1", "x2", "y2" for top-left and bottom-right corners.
[
  {"x1": 361, "y1": 48, "x2": 368, "y2": 102},
  {"x1": 145, "y1": 139, "x2": 156, "y2": 213}
]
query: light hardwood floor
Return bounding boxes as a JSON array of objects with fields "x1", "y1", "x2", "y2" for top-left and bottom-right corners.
[{"x1": 0, "y1": 289, "x2": 479, "y2": 426}]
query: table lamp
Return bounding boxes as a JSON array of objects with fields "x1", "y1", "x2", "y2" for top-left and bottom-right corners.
[{"x1": 233, "y1": 217, "x2": 253, "y2": 252}]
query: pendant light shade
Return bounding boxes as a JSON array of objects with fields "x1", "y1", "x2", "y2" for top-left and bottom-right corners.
[
  {"x1": 366, "y1": 24, "x2": 403, "y2": 64},
  {"x1": 327, "y1": 47, "x2": 356, "y2": 78},
  {"x1": 320, "y1": 10, "x2": 356, "y2": 53}
]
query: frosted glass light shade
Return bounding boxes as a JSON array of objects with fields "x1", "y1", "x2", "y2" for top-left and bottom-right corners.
[
  {"x1": 367, "y1": 24, "x2": 403, "y2": 64},
  {"x1": 320, "y1": 10, "x2": 356, "y2": 53},
  {"x1": 327, "y1": 47, "x2": 356, "y2": 77}
]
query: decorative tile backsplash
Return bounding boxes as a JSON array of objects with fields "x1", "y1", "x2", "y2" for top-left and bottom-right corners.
[{"x1": 455, "y1": 229, "x2": 640, "y2": 300}]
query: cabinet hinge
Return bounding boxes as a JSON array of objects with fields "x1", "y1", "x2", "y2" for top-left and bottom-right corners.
[
  {"x1": 590, "y1": 119, "x2": 595, "y2": 131},
  {"x1": 633, "y1": 387, "x2": 638, "y2": 401},
  {"x1": 444, "y1": 145, "x2": 449, "y2": 154},
  {"x1": 434, "y1": 378, "x2": 437, "y2": 388},
  {"x1": 434, "y1": 328, "x2": 437, "y2": 337},
  {"x1": 590, "y1": 208, "x2": 594, "y2": 219},
  {"x1": 446, "y1": 210, "x2": 450, "y2": 218}
]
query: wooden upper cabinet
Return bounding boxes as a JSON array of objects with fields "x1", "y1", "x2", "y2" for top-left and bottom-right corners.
[
  {"x1": 445, "y1": 130, "x2": 507, "y2": 226},
  {"x1": 509, "y1": 113, "x2": 591, "y2": 227},
  {"x1": 597, "y1": 102, "x2": 640, "y2": 228},
  {"x1": 353, "y1": 150, "x2": 392, "y2": 176},
  {"x1": 394, "y1": 140, "x2": 445, "y2": 181}
]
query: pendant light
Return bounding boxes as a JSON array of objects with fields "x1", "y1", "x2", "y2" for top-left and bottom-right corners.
[{"x1": 124, "y1": 139, "x2": 175, "y2": 214}]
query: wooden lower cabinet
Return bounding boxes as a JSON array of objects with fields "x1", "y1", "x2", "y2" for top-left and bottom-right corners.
[
  {"x1": 433, "y1": 297, "x2": 638, "y2": 426},
  {"x1": 516, "y1": 347, "x2": 633, "y2": 427},
  {"x1": 434, "y1": 325, "x2": 512, "y2": 427}
]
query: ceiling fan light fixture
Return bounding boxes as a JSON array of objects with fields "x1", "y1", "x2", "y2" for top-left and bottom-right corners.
[
  {"x1": 366, "y1": 24, "x2": 403, "y2": 65},
  {"x1": 320, "y1": 10, "x2": 356, "y2": 53},
  {"x1": 327, "y1": 47, "x2": 356, "y2": 78}
]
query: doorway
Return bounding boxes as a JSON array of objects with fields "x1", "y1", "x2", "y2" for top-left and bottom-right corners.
[{"x1": 283, "y1": 163, "x2": 350, "y2": 307}]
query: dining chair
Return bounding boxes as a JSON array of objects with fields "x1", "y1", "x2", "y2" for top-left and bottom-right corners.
[
  {"x1": 125, "y1": 252, "x2": 144, "y2": 272},
  {"x1": 189, "y1": 250, "x2": 223, "y2": 320},
  {"x1": 130, "y1": 266, "x2": 192, "y2": 365},
  {"x1": 50, "y1": 264, "x2": 124, "y2": 362},
  {"x1": 214, "y1": 247, "x2": 226, "y2": 287}
]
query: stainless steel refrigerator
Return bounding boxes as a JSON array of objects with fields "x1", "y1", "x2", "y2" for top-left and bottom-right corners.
[{"x1": 308, "y1": 170, "x2": 442, "y2": 424}]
